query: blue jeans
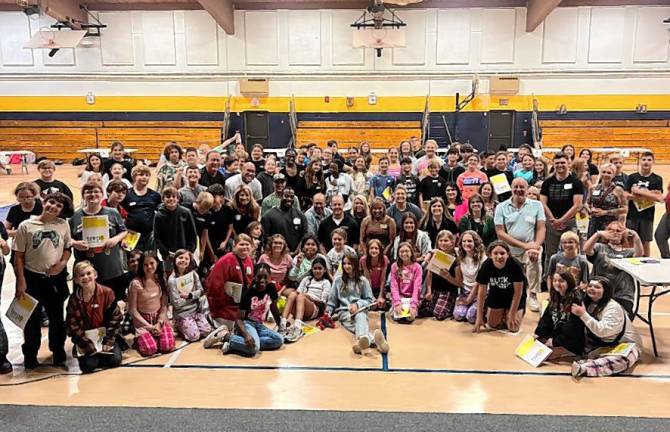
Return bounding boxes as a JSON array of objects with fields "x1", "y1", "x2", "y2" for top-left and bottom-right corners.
[{"x1": 229, "y1": 320, "x2": 284, "y2": 356}]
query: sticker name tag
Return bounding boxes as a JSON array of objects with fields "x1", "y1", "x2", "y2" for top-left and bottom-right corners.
[{"x1": 564, "y1": 183, "x2": 573, "y2": 190}]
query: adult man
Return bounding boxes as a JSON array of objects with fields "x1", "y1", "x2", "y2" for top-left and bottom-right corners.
[
  {"x1": 261, "y1": 188, "x2": 307, "y2": 253},
  {"x1": 305, "y1": 193, "x2": 332, "y2": 236},
  {"x1": 540, "y1": 152, "x2": 584, "y2": 270},
  {"x1": 317, "y1": 194, "x2": 359, "y2": 252},
  {"x1": 225, "y1": 162, "x2": 263, "y2": 202},
  {"x1": 121, "y1": 165, "x2": 162, "y2": 252},
  {"x1": 625, "y1": 151, "x2": 663, "y2": 257},
  {"x1": 261, "y1": 173, "x2": 301, "y2": 216},
  {"x1": 199, "y1": 151, "x2": 226, "y2": 188},
  {"x1": 179, "y1": 166, "x2": 206, "y2": 207},
  {"x1": 257, "y1": 157, "x2": 278, "y2": 199},
  {"x1": 494, "y1": 178, "x2": 546, "y2": 312},
  {"x1": 387, "y1": 185, "x2": 423, "y2": 229},
  {"x1": 414, "y1": 139, "x2": 444, "y2": 177}
]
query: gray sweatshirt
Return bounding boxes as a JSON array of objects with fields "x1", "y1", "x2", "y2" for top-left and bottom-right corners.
[{"x1": 167, "y1": 271, "x2": 205, "y2": 318}]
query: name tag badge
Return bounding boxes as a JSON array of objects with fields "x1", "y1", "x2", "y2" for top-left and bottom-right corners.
[
  {"x1": 129, "y1": 202, "x2": 137, "y2": 207},
  {"x1": 235, "y1": 266, "x2": 240, "y2": 271},
  {"x1": 564, "y1": 183, "x2": 573, "y2": 190},
  {"x1": 432, "y1": 179, "x2": 438, "y2": 183},
  {"x1": 380, "y1": 224, "x2": 388, "y2": 229},
  {"x1": 92, "y1": 304, "x2": 99, "y2": 309},
  {"x1": 592, "y1": 190, "x2": 601, "y2": 196},
  {"x1": 246, "y1": 267, "x2": 252, "y2": 275},
  {"x1": 525, "y1": 216, "x2": 535, "y2": 223},
  {"x1": 235, "y1": 214, "x2": 241, "y2": 221},
  {"x1": 293, "y1": 217, "x2": 301, "y2": 225}
]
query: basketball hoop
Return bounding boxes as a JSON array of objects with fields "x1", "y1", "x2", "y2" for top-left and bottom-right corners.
[{"x1": 353, "y1": 28, "x2": 406, "y2": 56}]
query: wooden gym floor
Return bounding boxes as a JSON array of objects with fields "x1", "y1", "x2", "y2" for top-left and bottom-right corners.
[{"x1": 1, "y1": 164, "x2": 669, "y2": 418}]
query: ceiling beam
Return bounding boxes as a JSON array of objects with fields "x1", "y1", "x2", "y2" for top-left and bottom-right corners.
[
  {"x1": 526, "y1": 0, "x2": 562, "y2": 32},
  {"x1": 40, "y1": 0, "x2": 88, "y2": 29},
  {"x1": 196, "y1": 0, "x2": 234, "y2": 34}
]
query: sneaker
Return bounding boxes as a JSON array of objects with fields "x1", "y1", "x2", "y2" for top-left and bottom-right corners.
[
  {"x1": 202, "y1": 325, "x2": 229, "y2": 349},
  {"x1": 279, "y1": 318, "x2": 288, "y2": 334},
  {"x1": 352, "y1": 335, "x2": 370, "y2": 354},
  {"x1": 373, "y1": 329, "x2": 389, "y2": 354},
  {"x1": 221, "y1": 341, "x2": 230, "y2": 354},
  {"x1": 0, "y1": 356, "x2": 12, "y2": 375},
  {"x1": 41, "y1": 311, "x2": 49, "y2": 328},
  {"x1": 284, "y1": 325, "x2": 304, "y2": 343},
  {"x1": 24, "y1": 357, "x2": 40, "y2": 370},
  {"x1": 571, "y1": 361, "x2": 586, "y2": 378},
  {"x1": 528, "y1": 294, "x2": 540, "y2": 313}
]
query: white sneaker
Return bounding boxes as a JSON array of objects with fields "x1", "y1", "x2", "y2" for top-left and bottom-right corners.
[
  {"x1": 284, "y1": 325, "x2": 304, "y2": 343},
  {"x1": 221, "y1": 341, "x2": 230, "y2": 354},
  {"x1": 279, "y1": 318, "x2": 288, "y2": 334},
  {"x1": 528, "y1": 294, "x2": 540, "y2": 313},
  {"x1": 202, "y1": 325, "x2": 229, "y2": 349}
]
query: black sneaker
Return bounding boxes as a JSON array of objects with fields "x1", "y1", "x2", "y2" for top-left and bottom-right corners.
[
  {"x1": 41, "y1": 307, "x2": 49, "y2": 327},
  {"x1": 24, "y1": 357, "x2": 40, "y2": 370},
  {"x1": 53, "y1": 353, "x2": 67, "y2": 368},
  {"x1": 0, "y1": 356, "x2": 12, "y2": 375}
]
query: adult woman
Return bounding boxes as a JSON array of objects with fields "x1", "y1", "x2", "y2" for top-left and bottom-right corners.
[
  {"x1": 419, "y1": 198, "x2": 458, "y2": 247},
  {"x1": 534, "y1": 271, "x2": 585, "y2": 360},
  {"x1": 570, "y1": 277, "x2": 643, "y2": 378},
  {"x1": 230, "y1": 185, "x2": 260, "y2": 236},
  {"x1": 583, "y1": 220, "x2": 643, "y2": 317},
  {"x1": 473, "y1": 241, "x2": 526, "y2": 334},
  {"x1": 155, "y1": 142, "x2": 186, "y2": 193},
  {"x1": 70, "y1": 182, "x2": 129, "y2": 302},
  {"x1": 585, "y1": 163, "x2": 626, "y2": 237},
  {"x1": 571, "y1": 158, "x2": 592, "y2": 198},
  {"x1": 351, "y1": 156, "x2": 371, "y2": 198},
  {"x1": 298, "y1": 158, "x2": 325, "y2": 209},
  {"x1": 458, "y1": 193, "x2": 496, "y2": 246},
  {"x1": 359, "y1": 141, "x2": 373, "y2": 169},
  {"x1": 579, "y1": 148, "x2": 600, "y2": 177},
  {"x1": 387, "y1": 147, "x2": 402, "y2": 178},
  {"x1": 444, "y1": 182, "x2": 467, "y2": 223},
  {"x1": 391, "y1": 213, "x2": 432, "y2": 262},
  {"x1": 79, "y1": 153, "x2": 104, "y2": 187},
  {"x1": 348, "y1": 194, "x2": 369, "y2": 228},
  {"x1": 4, "y1": 182, "x2": 42, "y2": 239},
  {"x1": 257, "y1": 234, "x2": 293, "y2": 290},
  {"x1": 360, "y1": 198, "x2": 397, "y2": 256},
  {"x1": 478, "y1": 183, "x2": 498, "y2": 218}
]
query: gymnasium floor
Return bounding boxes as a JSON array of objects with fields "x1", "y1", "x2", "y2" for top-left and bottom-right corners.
[{"x1": 1, "y1": 164, "x2": 669, "y2": 425}]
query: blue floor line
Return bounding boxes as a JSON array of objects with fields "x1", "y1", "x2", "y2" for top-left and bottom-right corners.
[
  {"x1": 380, "y1": 312, "x2": 389, "y2": 371},
  {"x1": 120, "y1": 362, "x2": 670, "y2": 379}
]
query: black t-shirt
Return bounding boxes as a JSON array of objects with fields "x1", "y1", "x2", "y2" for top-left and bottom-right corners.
[
  {"x1": 439, "y1": 164, "x2": 465, "y2": 184},
  {"x1": 418, "y1": 176, "x2": 447, "y2": 201},
  {"x1": 6, "y1": 201, "x2": 42, "y2": 229},
  {"x1": 431, "y1": 261, "x2": 459, "y2": 293},
  {"x1": 121, "y1": 188, "x2": 161, "y2": 234},
  {"x1": 231, "y1": 208, "x2": 256, "y2": 236},
  {"x1": 625, "y1": 172, "x2": 663, "y2": 221},
  {"x1": 240, "y1": 282, "x2": 279, "y2": 320},
  {"x1": 396, "y1": 174, "x2": 420, "y2": 205},
  {"x1": 199, "y1": 167, "x2": 226, "y2": 188},
  {"x1": 588, "y1": 163, "x2": 599, "y2": 177},
  {"x1": 476, "y1": 257, "x2": 527, "y2": 310},
  {"x1": 485, "y1": 168, "x2": 513, "y2": 201},
  {"x1": 251, "y1": 158, "x2": 266, "y2": 174},
  {"x1": 34, "y1": 179, "x2": 73, "y2": 200},
  {"x1": 188, "y1": 205, "x2": 211, "y2": 237},
  {"x1": 207, "y1": 204, "x2": 234, "y2": 256},
  {"x1": 103, "y1": 158, "x2": 134, "y2": 182},
  {"x1": 280, "y1": 166, "x2": 304, "y2": 191},
  {"x1": 540, "y1": 174, "x2": 585, "y2": 219}
]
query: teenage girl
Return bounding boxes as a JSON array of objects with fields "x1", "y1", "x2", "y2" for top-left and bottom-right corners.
[
  {"x1": 127, "y1": 252, "x2": 175, "y2": 356},
  {"x1": 325, "y1": 252, "x2": 389, "y2": 355},
  {"x1": 245, "y1": 221, "x2": 264, "y2": 261},
  {"x1": 360, "y1": 239, "x2": 390, "y2": 310},
  {"x1": 326, "y1": 228, "x2": 356, "y2": 277},
  {"x1": 282, "y1": 257, "x2": 333, "y2": 341},
  {"x1": 453, "y1": 231, "x2": 486, "y2": 324},
  {"x1": 390, "y1": 242, "x2": 423, "y2": 323},
  {"x1": 167, "y1": 249, "x2": 212, "y2": 341},
  {"x1": 421, "y1": 231, "x2": 463, "y2": 321},
  {"x1": 288, "y1": 234, "x2": 326, "y2": 284}
]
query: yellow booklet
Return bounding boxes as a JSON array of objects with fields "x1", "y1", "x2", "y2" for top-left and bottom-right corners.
[
  {"x1": 82, "y1": 215, "x2": 110, "y2": 248},
  {"x1": 176, "y1": 272, "x2": 195, "y2": 296},
  {"x1": 595, "y1": 343, "x2": 636, "y2": 357},
  {"x1": 490, "y1": 173, "x2": 511, "y2": 195},
  {"x1": 427, "y1": 250, "x2": 456, "y2": 275},
  {"x1": 393, "y1": 298, "x2": 412, "y2": 320},
  {"x1": 575, "y1": 212, "x2": 589, "y2": 234},
  {"x1": 121, "y1": 231, "x2": 141, "y2": 252},
  {"x1": 75, "y1": 327, "x2": 112, "y2": 357},
  {"x1": 634, "y1": 198, "x2": 655, "y2": 212},
  {"x1": 515, "y1": 335, "x2": 553, "y2": 367},
  {"x1": 5, "y1": 293, "x2": 39, "y2": 330},
  {"x1": 382, "y1": 186, "x2": 393, "y2": 200},
  {"x1": 301, "y1": 323, "x2": 321, "y2": 336}
]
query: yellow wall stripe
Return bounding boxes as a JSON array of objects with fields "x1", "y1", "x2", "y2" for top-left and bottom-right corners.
[{"x1": 1, "y1": 94, "x2": 670, "y2": 112}]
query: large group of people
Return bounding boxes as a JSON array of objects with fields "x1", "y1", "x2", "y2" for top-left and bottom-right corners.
[{"x1": 0, "y1": 137, "x2": 664, "y2": 380}]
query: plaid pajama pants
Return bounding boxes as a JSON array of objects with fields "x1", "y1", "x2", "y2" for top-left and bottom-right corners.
[
  {"x1": 582, "y1": 345, "x2": 641, "y2": 377},
  {"x1": 175, "y1": 312, "x2": 212, "y2": 342},
  {"x1": 418, "y1": 291, "x2": 457, "y2": 321},
  {"x1": 135, "y1": 313, "x2": 175, "y2": 357}
]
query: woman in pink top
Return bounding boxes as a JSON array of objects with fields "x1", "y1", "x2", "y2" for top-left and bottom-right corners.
[
  {"x1": 456, "y1": 154, "x2": 488, "y2": 201},
  {"x1": 127, "y1": 252, "x2": 175, "y2": 356},
  {"x1": 257, "y1": 234, "x2": 293, "y2": 293},
  {"x1": 390, "y1": 242, "x2": 423, "y2": 323}
]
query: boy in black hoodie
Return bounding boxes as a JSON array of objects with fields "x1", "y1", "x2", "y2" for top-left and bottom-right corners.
[{"x1": 153, "y1": 187, "x2": 197, "y2": 274}]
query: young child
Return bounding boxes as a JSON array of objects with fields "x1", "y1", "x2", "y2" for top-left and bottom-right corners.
[
  {"x1": 420, "y1": 231, "x2": 463, "y2": 321},
  {"x1": 453, "y1": 231, "x2": 487, "y2": 324},
  {"x1": 127, "y1": 252, "x2": 175, "y2": 356},
  {"x1": 219, "y1": 263, "x2": 284, "y2": 356},
  {"x1": 103, "y1": 180, "x2": 128, "y2": 220},
  {"x1": 34, "y1": 159, "x2": 74, "y2": 200},
  {"x1": 167, "y1": 250, "x2": 212, "y2": 341},
  {"x1": 360, "y1": 239, "x2": 389, "y2": 310},
  {"x1": 326, "y1": 228, "x2": 356, "y2": 277},
  {"x1": 325, "y1": 252, "x2": 389, "y2": 355},
  {"x1": 153, "y1": 187, "x2": 198, "y2": 273},
  {"x1": 369, "y1": 156, "x2": 396, "y2": 201},
  {"x1": 103, "y1": 162, "x2": 133, "y2": 190},
  {"x1": 546, "y1": 231, "x2": 590, "y2": 292},
  {"x1": 283, "y1": 257, "x2": 332, "y2": 342},
  {"x1": 390, "y1": 242, "x2": 423, "y2": 323},
  {"x1": 397, "y1": 157, "x2": 420, "y2": 205},
  {"x1": 65, "y1": 261, "x2": 123, "y2": 373}
]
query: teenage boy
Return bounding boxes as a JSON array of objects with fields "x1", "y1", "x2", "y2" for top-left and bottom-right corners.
[
  {"x1": 205, "y1": 184, "x2": 234, "y2": 265},
  {"x1": 153, "y1": 187, "x2": 198, "y2": 270},
  {"x1": 103, "y1": 180, "x2": 128, "y2": 220},
  {"x1": 456, "y1": 154, "x2": 488, "y2": 201},
  {"x1": 439, "y1": 146, "x2": 465, "y2": 183},
  {"x1": 369, "y1": 156, "x2": 396, "y2": 202},
  {"x1": 610, "y1": 153, "x2": 629, "y2": 188},
  {"x1": 121, "y1": 165, "x2": 161, "y2": 252},
  {"x1": 397, "y1": 157, "x2": 420, "y2": 205},
  {"x1": 625, "y1": 151, "x2": 663, "y2": 257},
  {"x1": 34, "y1": 159, "x2": 73, "y2": 200},
  {"x1": 179, "y1": 166, "x2": 206, "y2": 208},
  {"x1": 13, "y1": 192, "x2": 73, "y2": 369},
  {"x1": 418, "y1": 160, "x2": 447, "y2": 211},
  {"x1": 327, "y1": 140, "x2": 346, "y2": 170}
]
